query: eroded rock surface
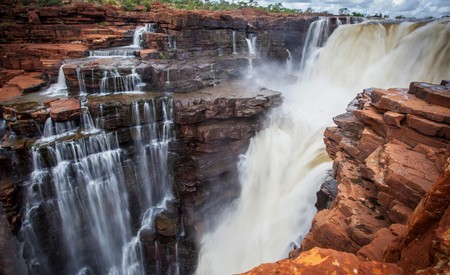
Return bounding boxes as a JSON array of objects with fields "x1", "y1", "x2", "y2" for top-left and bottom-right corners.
[{"x1": 299, "y1": 81, "x2": 450, "y2": 274}]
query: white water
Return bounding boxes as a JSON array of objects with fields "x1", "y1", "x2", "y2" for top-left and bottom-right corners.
[
  {"x1": 89, "y1": 49, "x2": 137, "y2": 57},
  {"x1": 41, "y1": 65, "x2": 68, "y2": 95},
  {"x1": 132, "y1": 23, "x2": 155, "y2": 47},
  {"x1": 196, "y1": 19, "x2": 450, "y2": 275},
  {"x1": 99, "y1": 68, "x2": 143, "y2": 93},
  {"x1": 245, "y1": 34, "x2": 257, "y2": 56}
]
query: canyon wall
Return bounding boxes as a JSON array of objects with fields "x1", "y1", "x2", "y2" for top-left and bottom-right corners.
[{"x1": 243, "y1": 81, "x2": 450, "y2": 274}]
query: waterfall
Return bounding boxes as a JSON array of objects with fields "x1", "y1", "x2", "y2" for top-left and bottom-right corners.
[
  {"x1": 112, "y1": 96, "x2": 175, "y2": 275},
  {"x1": 76, "y1": 67, "x2": 87, "y2": 95},
  {"x1": 168, "y1": 36, "x2": 177, "y2": 50},
  {"x1": 196, "y1": 19, "x2": 450, "y2": 275},
  {"x1": 245, "y1": 34, "x2": 257, "y2": 56},
  {"x1": 132, "y1": 23, "x2": 156, "y2": 48},
  {"x1": 42, "y1": 117, "x2": 77, "y2": 138},
  {"x1": 286, "y1": 49, "x2": 292, "y2": 72},
  {"x1": 299, "y1": 18, "x2": 330, "y2": 75},
  {"x1": 21, "y1": 95, "x2": 176, "y2": 274},
  {"x1": 22, "y1": 131, "x2": 132, "y2": 274},
  {"x1": 99, "y1": 68, "x2": 143, "y2": 94},
  {"x1": 42, "y1": 65, "x2": 68, "y2": 95},
  {"x1": 89, "y1": 49, "x2": 137, "y2": 57},
  {"x1": 166, "y1": 69, "x2": 171, "y2": 84}
]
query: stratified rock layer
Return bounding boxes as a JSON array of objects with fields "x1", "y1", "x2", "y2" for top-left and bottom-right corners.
[{"x1": 300, "y1": 81, "x2": 450, "y2": 273}]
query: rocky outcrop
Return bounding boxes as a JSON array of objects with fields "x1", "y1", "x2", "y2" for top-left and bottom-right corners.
[
  {"x1": 299, "y1": 81, "x2": 450, "y2": 273},
  {"x1": 240, "y1": 247, "x2": 403, "y2": 274},
  {"x1": 172, "y1": 81, "x2": 282, "y2": 235}
]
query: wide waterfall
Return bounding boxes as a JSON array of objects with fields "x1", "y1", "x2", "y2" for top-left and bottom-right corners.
[{"x1": 196, "y1": 18, "x2": 450, "y2": 274}]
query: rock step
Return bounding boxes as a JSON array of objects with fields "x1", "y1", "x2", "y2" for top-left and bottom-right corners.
[{"x1": 409, "y1": 81, "x2": 450, "y2": 109}]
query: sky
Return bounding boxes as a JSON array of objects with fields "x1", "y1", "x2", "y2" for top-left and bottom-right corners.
[{"x1": 257, "y1": 0, "x2": 450, "y2": 18}]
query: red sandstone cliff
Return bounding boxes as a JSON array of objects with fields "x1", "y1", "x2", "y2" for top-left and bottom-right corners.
[{"x1": 242, "y1": 81, "x2": 450, "y2": 274}]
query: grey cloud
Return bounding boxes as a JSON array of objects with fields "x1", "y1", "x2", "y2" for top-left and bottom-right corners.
[{"x1": 265, "y1": 0, "x2": 450, "y2": 17}]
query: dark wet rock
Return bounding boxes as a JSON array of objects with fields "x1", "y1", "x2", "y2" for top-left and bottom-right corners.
[{"x1": 315, "y1": 171, "x2": 337, "y2": 211}]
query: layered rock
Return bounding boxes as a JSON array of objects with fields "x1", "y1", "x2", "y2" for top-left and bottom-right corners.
[
  {"x1": 240, "y1": 247, "x2": 402, "y2": 275},
  {"x1": 298, "y1": 81, "x2": 450, "y2": 273},
  {"x1": 172, "y1": 81, "x2": 282, "y2": 234}
]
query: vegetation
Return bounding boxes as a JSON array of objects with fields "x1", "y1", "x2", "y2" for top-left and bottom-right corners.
[
  {"x1": 39, "y1": 0, "x2": 63, "y2": 6},
  {"x1": 27, "y1": 0, "x2": 406, "y2": 18},
  {"x1": 24, "y1": 0, "x2": 318, "y2": 14}
]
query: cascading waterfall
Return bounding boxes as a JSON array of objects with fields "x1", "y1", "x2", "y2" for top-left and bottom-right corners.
[
  {"x1": 21, "y1": 87, "x2": 175, "y2": 273},
  {"x1": 99, "y1": 68, "x2": 143, "y2": 94},
  {"x1": 111, "y1": 96, "x2": 175, "y2": 275},
  {"x1": 22, "y1": 129, "x2": 132, "y2": 275},
  {"x1": 196, "y1": 19, "x2": 450, "y2": 275},
  {"x1": 42, "y1": 117, "x2": 77, "y2": 138}
]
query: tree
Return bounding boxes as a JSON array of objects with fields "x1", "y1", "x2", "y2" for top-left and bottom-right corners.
[
  {"x1": 339, "y1": 7, "x2": 350, "y2": 15},
  {"x1": 305, "y1": 7, "x2": 314, "y2": 13}
]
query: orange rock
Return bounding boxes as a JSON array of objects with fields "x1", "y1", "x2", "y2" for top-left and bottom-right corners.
[
  {"x1": 6, "y1": 72, "x2": 45, "y2": 93},
  {"x1": 383, "y1": 111, "x2": 405, "y2": 127},
  {"x1": 0, "y1": 85, "x2": 22, "y2": 103},
  {"x1": 49, "y1": 98, "x2": 81, "y2": 122},
  {"x1": 406, "y1": 114, "x2": 450, "y2": 139},
  {"x1": 371, "y1": 88, "x2": 450, "y2": 124},
  {"x1": 239, "y1": 247, "x2": 403, "y2": 275}
]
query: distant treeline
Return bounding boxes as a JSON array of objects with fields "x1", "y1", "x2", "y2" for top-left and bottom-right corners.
[{"x1": 28, "y1": 0, "x2": 437, "y2": 18}]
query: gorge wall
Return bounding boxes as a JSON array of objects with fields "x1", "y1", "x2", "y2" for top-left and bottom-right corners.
[{"x1": 242, "y1": 81, "x2": 450, "y2": 274}]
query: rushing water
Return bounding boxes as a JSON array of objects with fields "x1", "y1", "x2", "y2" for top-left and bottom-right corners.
[{"x1": 196, "y1": 18, "x2": 450, "y2": 274}]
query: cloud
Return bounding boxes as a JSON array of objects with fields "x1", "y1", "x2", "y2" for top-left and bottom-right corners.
[{"x1": 257, "y1": 0, "x2": 450, "y2": 18}]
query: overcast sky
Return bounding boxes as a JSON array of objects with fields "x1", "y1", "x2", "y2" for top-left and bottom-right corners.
[{"x1": 257, "y1": 0, "x2": 450, "y2": 18}]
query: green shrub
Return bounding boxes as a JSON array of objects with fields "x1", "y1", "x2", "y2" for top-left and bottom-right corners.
[{"x1": 39, "y1": 0, "x2": 62, "y2": 6}]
